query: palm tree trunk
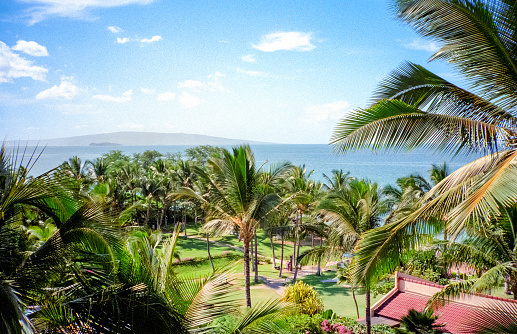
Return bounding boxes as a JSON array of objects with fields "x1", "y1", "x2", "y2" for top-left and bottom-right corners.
[
  {"x1": 316, "y1": 236, "x2": 322, "y2": 276},
  {"x1": 243, "y1": 235, "x2": 252, "y2": 307},
  {"x1": 183, "y1": 206, "x2": 187, "y2": 240},
  {"x1": 254, "y1": 229, "x2": 259, "y2": 284},
  {"x1": 366, "y1": 288, "x2": 371, "y2": 334},
  {"x1": 279, "y1": 230, "x2": 285, "y2": 278},
  {"x1": 270, "y1": 230, "x2": 276, "y2": 268},
  {"x1": 352, "y1": 288, "x2": 359, "y2": 319},
  {"x1": 251, "y1": 235, "x2": 255, "y2": 272},
  {"x1": 292, "y1": 211, "x2": 302, "y2": 283},
  {"x1": 207, "y1": 233, "x2": 214, "y2": 272}
]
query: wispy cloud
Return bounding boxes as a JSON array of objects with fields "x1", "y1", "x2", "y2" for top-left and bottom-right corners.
[
  {"x1": 108, "y1": 26, "x2": 122, "y2": 33},
  {"x1": 36, "y1": 78, "x2": 79, "y2": 99},
  {"x1": 21, "y1": 0, "x2": 156, "y2": 25},
  {"x1": 141, "y1": 35, "x2": 162, "y2": 43},
  {"x1": 303, "y1": 101, "x2": 351, "y2": 123},
  {"x1": 140, "y1": 87, "x2": 155, "y2": 94},
  {"x1": 0, "y1": 41, "x2": 47, "y2": 83},
  {"x1": 253, "y1": 32, "x2": 315, "y2": 52},
  {"x1": 178, "y1": 80, "x2": 205, "y2": 90},
  {"x1": 241, "y1": 54, "x2": 256, "y2": 63},
  {"x1": 178, "y1": 72, "x2": 227, "y2": 93},
  {"x1": 237, "y1": 68, "x2": 270, "y2": 77},
  {"x1": 117, "y1": 37, "x2": 130, "y2": 44},
  {"x1": 93, "y1": 89, "x2": 132, "y2": 103},
  {"x1": 157, "y1": 91, "x2": 176, "y2": 101},
  {"x1": 12, "y1": 40, "x2": 48, "y2": 57},
  {"x1": 404, "y1": 38, "x2": 441, "y2": 52},
  {"x1": 179, "y1": 91, "x2": 202, "y2": 108}
]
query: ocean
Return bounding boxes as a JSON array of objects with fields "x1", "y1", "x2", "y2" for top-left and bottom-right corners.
[{"x1": 10, "y1": 144, "x2": 481, "y2": 187}]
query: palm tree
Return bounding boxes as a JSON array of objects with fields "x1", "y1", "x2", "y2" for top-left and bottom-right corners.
[
  {"x1": 286, "y1": 165, "x2": 322, "y2": 283},
  {"x1": 176, "y1": 145, "x2": 292, "y2": 307},
  {"x1": 320, "y1": 179, "x2": 387, "y2": 333},
  {"x1": 428, "y1": 203, "x2": 517, "y2": 305},
  {"x1": 394, "y1": 308, "x2": 444, "y2": 334},
  {"x1": 330, "y1": 1, "x2": 517, "y2": 323}
]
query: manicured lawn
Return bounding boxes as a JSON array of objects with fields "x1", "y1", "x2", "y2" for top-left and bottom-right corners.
[
  {"x1": 175, "y1": 234, "x2": 236, "y2": 259},
  {"x1": 300, "y1": 270, "x2": 383, "y2": 319}
]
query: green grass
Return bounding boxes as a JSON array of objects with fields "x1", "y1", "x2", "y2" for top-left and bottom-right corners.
[
  {"x1": 300, "y1": 271, "x2": 383, "y2": 319},
  {"x1": 175, "y1": 235, "x2": 236, "y2": 259}
]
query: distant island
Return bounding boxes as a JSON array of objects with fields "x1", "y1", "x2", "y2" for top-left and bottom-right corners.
[
  {"x1": 8, "y1": 131, "x2": 273, "y2": 147},
  {"x1": 89, "y1": 142, "x2": 122, "y2": 147}
]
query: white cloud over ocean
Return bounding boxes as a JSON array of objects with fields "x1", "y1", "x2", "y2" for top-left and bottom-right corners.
[
  {"x1": 93, "y1": 89, "x2": 132, "y2": 103},
  {"x1": 157, "y1": 91, "x2": 176, "y2": 101},
  {"x1": 253, "y1": 32, "x2": 315, "y2": 52},
  {"x1": 404, "y1": 39, "x2": 441, "y2": 52},
  {"x1": 21, "y1": 0, "x2": 156, "y2": 24},
  {"x1": 141, "y1": 35, "x2": 162, "y2": 43},
  {"x1": 0, "y1": 42, "x2": 47, "y2": 83},
  {"x1": 36, "y1": 79, "x2": 79, "y2": 99},
  {"x1": 12, "y1": 40, "x2": 49, "y2": 57}
]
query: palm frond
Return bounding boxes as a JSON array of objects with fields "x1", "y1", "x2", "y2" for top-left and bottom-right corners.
[
  {"x1": 331, "y1": 99, "x2": 507, "y2": 156},
  {"x1": 396, "y1": 0, "x2": 517, "y2": 109}
]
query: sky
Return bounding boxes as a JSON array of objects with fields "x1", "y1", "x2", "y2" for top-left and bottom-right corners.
[{"x1": 0, "y1": 0, "x2": 454, "y2": 144}]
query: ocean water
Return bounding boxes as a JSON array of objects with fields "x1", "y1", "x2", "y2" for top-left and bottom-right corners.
[{"x1": 10, "y1": 144, "x2": 481, "y2": 186}]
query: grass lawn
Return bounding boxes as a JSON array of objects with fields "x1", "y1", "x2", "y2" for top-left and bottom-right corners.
[
  {"x1": 300, "y1": 270, "x2": 383, "y2": 319},
  {"x1": 175, "y1": 234, "x2": 236, "y2": 259},
  {"x1": 175, "y1": 255, "x2": 294, "y2": 280},
  {"x1": 183, "y1": 224, "x2": 313, "y2": 262}
]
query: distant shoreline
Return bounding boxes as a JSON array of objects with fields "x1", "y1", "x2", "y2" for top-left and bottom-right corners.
[{"x1": 89, "y1": 142, "x2": 122, "y2": 147}]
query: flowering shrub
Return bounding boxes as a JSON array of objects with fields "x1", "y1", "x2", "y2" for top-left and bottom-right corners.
[{"x1": 320, "y1": 319, "x2": 352, "y2": 334}]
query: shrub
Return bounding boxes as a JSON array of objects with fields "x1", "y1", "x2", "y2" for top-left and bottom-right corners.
[{"x1": 282, "y1": 281, "x2": 324, "y2": 316}]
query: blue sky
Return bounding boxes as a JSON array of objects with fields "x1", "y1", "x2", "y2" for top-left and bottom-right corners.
[{"x1": 0, "y1": 0, "x2": 452, "y2": 144}]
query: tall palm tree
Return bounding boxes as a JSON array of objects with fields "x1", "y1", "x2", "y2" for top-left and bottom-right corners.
[
  {"x1": 330, "y1": 1, "x2": 517, "y2": 320},
  {"x1": 319, "y1": 179, "x2": 387, "y2": 333},
  {"x1": 286, "y1": 166, "x2": 322, "y2": 283},
  {"x1": 176, "y1": 145, "x2": 292, "y2": 307}
]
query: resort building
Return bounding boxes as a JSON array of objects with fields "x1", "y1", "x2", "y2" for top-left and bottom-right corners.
[{"x1": 358, "y1": 271, "x2": 517, "y2": 333}]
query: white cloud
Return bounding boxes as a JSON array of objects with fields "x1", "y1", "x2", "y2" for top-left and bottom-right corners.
[
  {"x1": 0, "y1": 41, "x2": 47, "y2": 83},
  {"x1": 178, "y1": 72, "x2": 227, "y2": 93},
  {"x1": 141, "y1": 35, "x2": 162, "y2": 43},
  {"x1": 12, "y1": 40, "x2": 48, "y2": 57},
  {"x1": 241, "y1": 54, "x2": 256, "y2": 63},
  {"x1": 404, "y1": 39, "x2": 441, "y2": 52},
  {"x1": 237, "y1": 68, "x2": 270, "y2": 77},
  {"x1": 253, "y1": 32, "x2": 315, "y2": 52},
  {"x1": 117, "y1": 37, "x2": 130, "y2": 44},
  {"x1": 108, "y1": 26, "x2": 122, "y2": 33},
  {"x1": 179, "y1": 91, "x2": 202, "y2": 108},
  {"x1": 157, "y1": 91, "x2": 176, "y2": 101},
  {"x1": 93, "y1": 91, "x2": 131, "y2": 103},
  {"x1": 303, "y1": 101, "x2": 351, "y2": 123},
  {"x1": 36, "y1": 79, "x2": 79, "y2": 99},
  {"x1": 178, "y1": 80, "x2": 205, "y2": 90},
  {"x1": 21, "y1": 0, "x2": 156, "y2": 25},
  {"x1": 140, "y1": 87, "x2": 155, "y2": 94}
]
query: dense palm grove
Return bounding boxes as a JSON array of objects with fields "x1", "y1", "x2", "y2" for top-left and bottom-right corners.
[{"x1": 6, "y1": 0, "x2": 517, "y2": 333}]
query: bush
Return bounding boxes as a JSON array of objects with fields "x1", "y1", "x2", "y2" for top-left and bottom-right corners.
[
  {"x1": 450, "y1": 272, "x2": 457, "y2": 279},
  {"x1": 282, "y1": 281, "x2": 324, "y2": 316},
  {"x1": 280, "y1": 314, "x2": 394, "y2": 334}
]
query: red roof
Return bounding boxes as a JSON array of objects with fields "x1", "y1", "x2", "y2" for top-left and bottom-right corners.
[{"x1": 374, "y1": 291, "x2": 480, "y2": 334}]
